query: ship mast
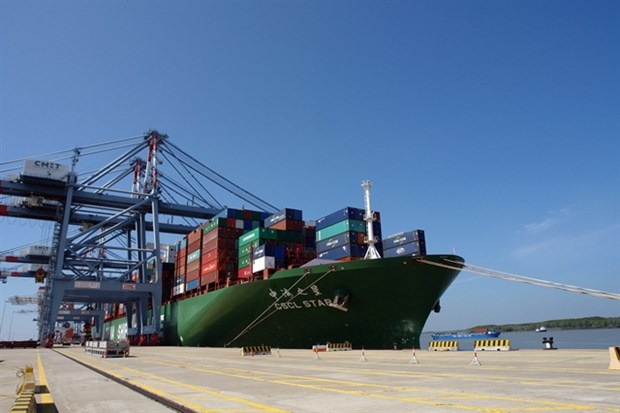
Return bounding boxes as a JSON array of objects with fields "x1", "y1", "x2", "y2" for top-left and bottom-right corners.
[{"x1": 362, "y1": 180, "x2": 382, "y2": 260}]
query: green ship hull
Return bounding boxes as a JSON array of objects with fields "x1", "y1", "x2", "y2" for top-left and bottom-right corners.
[{"x1": 107, "y1": 254, "x2": 463, "y2": 349}]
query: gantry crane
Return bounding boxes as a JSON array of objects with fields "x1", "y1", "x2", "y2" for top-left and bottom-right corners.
[{"x1": 0, "y1": 130, "x2": 278, "y2": 345}]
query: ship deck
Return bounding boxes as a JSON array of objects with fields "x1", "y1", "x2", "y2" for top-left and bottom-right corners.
[{"x1": 1, "y1": 346, "x2": 618, "y2": 413}]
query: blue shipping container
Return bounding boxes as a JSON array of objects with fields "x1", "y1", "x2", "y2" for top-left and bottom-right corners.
[
  {"x1": 252, "y1": 244, "x2": 285, "y2": 259},
  {"x1": 317, "y1": 244, "x2": 367, "y2": 260},
  {"x1": 382, "y1": 230, "x2": 425, "y2": 250},
  {"x1": 315, "y1": 207, "x2": 365, "y2": 230},
  {"x1": 317, "y1": 231, "x2": 363, "y2": 253},
  {"x1": 186, "y1": 278, "x2": 200, "y2": 291},
  {"x1": 383, "y1": 241, "x2": 426, "y2": 258},
  {"x1": 264, "y1": 208, "x2": 303, "y2": 227}
]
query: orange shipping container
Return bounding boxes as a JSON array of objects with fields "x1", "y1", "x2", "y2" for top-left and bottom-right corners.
[
  {"x1": 270, "y1": 219, "x2": 304, "y2": 232},
  {"x1": 187, "y1": 227, "x2": 203, "y2": 244}
]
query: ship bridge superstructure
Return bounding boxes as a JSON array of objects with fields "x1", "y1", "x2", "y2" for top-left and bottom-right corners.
[{"x1": 0, "y1": 130, "x2": 278, "y2": 345}]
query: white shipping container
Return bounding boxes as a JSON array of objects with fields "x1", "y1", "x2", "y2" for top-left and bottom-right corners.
[
  {"x1": 252, "y1": 256, "x2": 275, "y2": 273},
  {"x1": 23, "y1": 159, "x2": 68, "y2": 180},
  {"x1": 23, "y1": 245, "x2": 51, "y2": 256}
]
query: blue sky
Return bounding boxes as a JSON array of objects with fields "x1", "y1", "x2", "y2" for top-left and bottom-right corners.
[{"x1": 1, "y1": 0, "x2": 618, "y2": 340}]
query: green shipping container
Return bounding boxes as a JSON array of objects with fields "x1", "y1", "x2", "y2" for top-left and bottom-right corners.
[
  {"x1": 239, "y1": 255, "x2": 252, "y2": 268},
  {"x1": 238, "y1": 228, "x2": 280, "y2": 246},
  {"x1": 238, "y1": 240, "x2": 260, "y2": 259},
  {"x1": 203, "y1": 217, "x2": 230, "y2": 234},
  {"x1": 187, "y1": 249, "x2": 201, "y2": 264},
  {"x1": 316, "y1": 219, "x2": 366, "y2": 241}
]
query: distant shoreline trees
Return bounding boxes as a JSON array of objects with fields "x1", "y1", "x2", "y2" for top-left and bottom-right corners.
[{"x1": 469, "y1": 316, "x2": 620, "y2": 332}]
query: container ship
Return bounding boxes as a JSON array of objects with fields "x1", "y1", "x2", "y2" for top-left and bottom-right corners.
[{"x1": 104, "y1": 183, "x2": 464, "y2": 349}]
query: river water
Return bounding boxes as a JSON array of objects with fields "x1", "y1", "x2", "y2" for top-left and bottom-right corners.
[{"x1": 420, "y1": 328, "x2": 620, "y2": 350}]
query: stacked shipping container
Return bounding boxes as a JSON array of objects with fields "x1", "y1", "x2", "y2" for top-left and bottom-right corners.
[
  {"x1": 264, "y1": 208, "x2": 316, "y2": 272},
  {"x1": 169, "y1": 206, "x2": 425, "y2": 300},
  {"x1": 172, "y1": 208, "x2": 270, "y2": 295},
  {"x1": 173, "y1": 238, "x2": 187, "y2": 296},
  {"x1": 236, "y1": 208, "x2": 317, "y2": 280},
  {"x1": 315, "y1": 207, "x2": 383, "y2": 261},
  {"x1": 185, "y1": 226, "x2": 203, "y2": 292},
  {"x1": 200, "y1": 220, "x2": 243, "y2": 287},
  {"x1": 382, "y1": 230, "x2": 426, "y2": 257}
]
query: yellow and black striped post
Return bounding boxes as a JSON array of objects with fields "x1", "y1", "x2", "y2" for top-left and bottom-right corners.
[
  {"x1": 240, "y1": 345, "x2": 272, "y2": 356},
  {"x1": 428, "y1": 340, "x2": 459, "y2": 351},
  {"x1": 474, "y1": 339, "x2": 511, "y2": 351},
  {"x1": 327, "y1": 341, "x2": 353, "y2": 351}
]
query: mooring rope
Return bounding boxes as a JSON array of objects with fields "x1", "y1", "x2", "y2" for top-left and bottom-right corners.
[{"x1": 417, "y1": 258, "x2": 620, "y2": 301}]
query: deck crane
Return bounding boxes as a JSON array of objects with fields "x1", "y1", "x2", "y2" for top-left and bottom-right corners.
[{"x1": 0, "y1": 130, "x2": 278, "y2": 346}]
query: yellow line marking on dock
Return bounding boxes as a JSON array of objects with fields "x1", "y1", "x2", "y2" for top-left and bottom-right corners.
[
  {"x1": 61, "y1": 351, "x2": 288, "y2": 413},
  {"x1": 36, "y1": 350, "x2": 57, "y2": 412},
  {"x1": 139, "y1": 355, "x2": 607, "y2": 412}
]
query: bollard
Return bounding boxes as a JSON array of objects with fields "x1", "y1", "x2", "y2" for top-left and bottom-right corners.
[{"x1": 542, "y1": 337, "x2": 557, "y2": 350}]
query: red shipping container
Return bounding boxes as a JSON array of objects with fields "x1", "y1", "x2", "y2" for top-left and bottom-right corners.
[
  {"x1": 186, "y1": 259, "x2": 200, "y2": 273},
  {"x1": 238, "y1": 265, "x2": 252, "y2": 279},
  {"x1": 201, "y1": 270, "x2": 235, "y2": 286},
  {"x1": 201, "y1": 257, "x2": 236, "y2": 275},
  {"x1": 202, "y1": 227, "x2": 244, "y2": 244},
  {"x1": 187, "y1": 227, "x2": 203, "y2": 245},
  {"x1": 201, "y1": 271, "x2": 218, "y2": 286},
  {"x1": 270, "y1": 219, "x2": 305, "y2": 232},
  {"x1": 188, "y1": 239, "x2": 201, "y2": 254},
  {"x1": 201, "y1": 258, "x2": 219, "y2": 275},
  {"x1": 186, "y1": 268, "x2": 200, "y2": 281},
  {"x1": 202, "y1": 237, "x2": 236, "y2": 253},
  {"x1": 202, "y1": 248, "x2": 234, "y2": 263}
]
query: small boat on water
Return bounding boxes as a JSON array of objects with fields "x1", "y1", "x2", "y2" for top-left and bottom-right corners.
[
  {"x1": 431, "y1": 330, "x2": 500, "y2": 340},
  {"x1": 535, "y1": 326, "x2": 547, "y2": 332}
]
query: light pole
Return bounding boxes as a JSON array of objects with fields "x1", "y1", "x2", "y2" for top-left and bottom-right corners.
[
  {"x1": 0, "y1": 300, "x2": 7, "y2": 340},
  {"x1": 8, "y1": 311, "x2": 15, "y2": 340}
]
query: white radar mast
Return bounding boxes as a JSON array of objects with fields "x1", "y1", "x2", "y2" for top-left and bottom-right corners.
[{"x1": 362, "y1": 180, "x2": 382, "y2": 260}]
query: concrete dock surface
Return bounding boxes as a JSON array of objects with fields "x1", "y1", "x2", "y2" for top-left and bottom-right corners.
[{"x1": 1, "y1": 346, "x2": 618, "y2": 412}]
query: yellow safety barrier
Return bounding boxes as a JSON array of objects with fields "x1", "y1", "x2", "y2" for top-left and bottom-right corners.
[
  {"x1": 240, "y1": 345, "x2": 272, "y2": 356},
  {"x1": 11, "y1": 365, "x2": 37, "y2": 413},
  {"x1": 428, "y1": 340, "x2": 459, "y2": 351},
  {"x1": 327, "y1": 341, "x2": 352, "y2": 351},
  {"x1": 609, "y1": 346, "x2": 620, "y2": 370},
  {"x1": 10, "y1": 390, "x2": 36, "y2": 413},
  {"x1": 474, "y1": 339, "x2": 511, "y2": 351},
  {"x1": 15, "y1": 365, "x2": 36, "y2": 394}
]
